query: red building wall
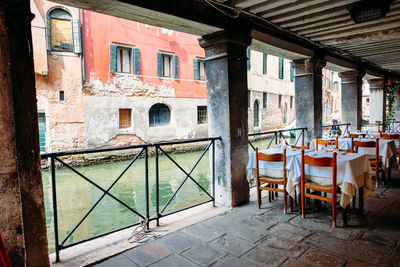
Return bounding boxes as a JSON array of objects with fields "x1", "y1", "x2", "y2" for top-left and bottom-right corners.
[{"x1": 83, "y1": 11, "x2": 206, "y2": 98}]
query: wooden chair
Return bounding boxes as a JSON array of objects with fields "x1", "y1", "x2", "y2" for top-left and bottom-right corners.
[
  {"x1": 255, "y1": 148, "x2": 288, "y2": 213},
  {"x1": 291, "y1": 142, "x2": 310, "y2": 149},
  {"x1": 380, "y1": 133, "x2": 399, "y2": 179},
  {"x1": 315, "y1": 136, "x2": 338, "y2": 150},
  {"x1": 338, "y1": 137, "x2": 354, "y2": 153},
  {"x1": 300, "y1": 149, "x2": 338, "y2": 227},
  {"x1": 350, "y1": 133, "x2": 366, "y2": 138},
  {"x1": 353, "y1": 138, "x2": 383, "y2": 187}
]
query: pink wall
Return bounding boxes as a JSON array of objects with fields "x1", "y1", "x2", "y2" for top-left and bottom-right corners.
[{"x1": 83, "y1": 11, "x2": 207, "y2": 98}]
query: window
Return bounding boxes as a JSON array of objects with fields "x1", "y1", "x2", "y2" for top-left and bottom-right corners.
[
  {"x1": 246, "y1": 48, "x2": 251, "y2": 70},
  {"x1": 367, "y1": 98, "x2": 370, "y2": 103},
  {"x1": 254, "y1": 100, "x2": 259, "y2": 127},
  {"x1": 290, "y1": 96, "x2": 293, "y2": 109},
  {"x1": 290, "y1": 65, "x2": 294, "y2": 82},
  {"x1": 263, "y1": 92, "x2": 267, "y2": 108},
  {"x1": 278, "y1": 58, "x2": 284, "y2": 79},
  {"x1": 38, "y1": 113, "x2": 46, "y2": 152},
  {"x1": 46, "y1": 8, "x2": 81, "y2": 53},
  {"x1": 197, "y1": 106, "x2": 207, "y2": 124},
  {"x1": 59, "y1": 90, "x2": 65, "y2": 101},
  {"x1": 263, "y1": 53, "x2": 267, "y2": 75},
  {"x1": 110, "y1": 45, "x2": 140, "y2": 74},
  {"x1": 157, "y1": 53, "x2": 178, "y2": 78},
  {"x1": 149, "y1": 104, "x2": 171, "y2": 127},
  {"x1": 278, "y1": 95, "x2": 282, "y2": 108},
  {"x1": 248, "y1": 90, "x2": 251, "y2": 108},
  {"x1": 119, "y1": 109, "x2": 131, "y2": 128},
  {"x1": 194, "y1": 59, "x2": 206, "y2": 80}
]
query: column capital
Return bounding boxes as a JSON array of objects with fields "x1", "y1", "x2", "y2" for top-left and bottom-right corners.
[
  {"x1": 199, "y1": 30, "x2": 252, "y2": 50},
  {"x1": 339, "y1": 70, "x2": 365, "y2": 83},
  {"x1": 291, "y1": 57, "x2": 326, "y2": 76},
  {"x1": 368, "y1": 78, "x2": 385, "y2": 91}
]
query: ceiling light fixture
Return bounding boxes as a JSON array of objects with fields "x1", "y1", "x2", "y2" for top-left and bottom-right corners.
[{"x1": 350, "y1": 0, "x2": 393, "y2": 23}]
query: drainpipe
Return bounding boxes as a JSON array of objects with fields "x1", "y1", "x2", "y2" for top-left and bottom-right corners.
[{"x1": 80, "y1": 9, "x2": 86, "y2": 85}]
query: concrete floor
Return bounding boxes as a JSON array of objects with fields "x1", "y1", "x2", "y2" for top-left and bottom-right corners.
[{"x1": 94, "y1": 170, "x2": 400, "y2": 267}]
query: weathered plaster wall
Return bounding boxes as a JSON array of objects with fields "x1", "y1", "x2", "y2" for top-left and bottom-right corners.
[{"x1": 84, "y1": 96, "x2": 208, "y2": 146}]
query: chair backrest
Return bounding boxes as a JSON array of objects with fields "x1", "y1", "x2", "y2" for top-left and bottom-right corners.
[
  {"x1": 339, "y1": 137, "x2": 354, "y2": 153},
  {"x1": 381, "y1": 133, "x2": 400, "y2": 140},
  {"x1": 301, "y1": 149, "x2": 337, "y2": 185},
  {"x1": 291, "y1": 142, "x2": 310, "y2": 150},
  {"x1": 315, "y1": 136, "x2": 338, "y2": 150},
  {"x1": 255, "y1": 148, "x2": 286, "y2": 178},
  {"x1": 353, "y1": 138, "x2": 379, "y2": 159},
  {"x1": 350, "y1": 133, "x2": 366, "y2": 138}
]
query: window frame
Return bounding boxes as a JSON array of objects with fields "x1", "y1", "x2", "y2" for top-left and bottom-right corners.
[
  {"x1": 278, "y1": 94, "x2": 282, "y2": 109},
  {"x1": 290, "y1": 96, "x2": 293, "y2": 109},
  {"x1": 198, "y1": 59, "x2": 206, "y2": 81},
  {"x1": 197, "y1": 106, "x2": 207, "y2": 125},
  {"x1": 119, "y1": 109, "x2": 132, "y2": 129},
  {"x1": 162, "y1": 54, "x2": 173, "y2": 77},
  {"x1": 149, "y1": 103, "x2": 171, "y2": 127},
  {"x1": 263, "y1": 92, "x2": 267, "y2": 109},
  {"x1": 116, "y1": 46, "x2": 132, "y2": 74},
  {"x1": 59, "y1": 90, "x2": 65, "y2": 102}
]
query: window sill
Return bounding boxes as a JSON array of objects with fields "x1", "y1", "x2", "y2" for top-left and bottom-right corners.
[{"x1": 49, "y1": 51, "x2": 78, "y2": 57}]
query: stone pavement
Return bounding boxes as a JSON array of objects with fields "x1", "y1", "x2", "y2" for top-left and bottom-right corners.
[{"x1": 95, "y1": 170, "x2": 400, "y2": 266}]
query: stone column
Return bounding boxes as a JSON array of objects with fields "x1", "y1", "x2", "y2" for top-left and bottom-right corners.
[
  {"x1": 368, "y1": 78, "x2": 386, "y2": 123},
  {"x1": 339, "y1": 70, "x2": 365, "y2": 131},
  {"x1": 291, "y1": 58, "x2": 326, "y2": 141},
  {"x1": 199, "y1": 30, "x2": 251, "y2": 206},
  {"x1": 0, "y1": 1, "x2": 49, "y2": 266}
]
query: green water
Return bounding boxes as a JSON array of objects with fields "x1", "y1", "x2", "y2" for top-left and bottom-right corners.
[{"x1": 42, "y1": 137, "x2": 293, "y2": 254}]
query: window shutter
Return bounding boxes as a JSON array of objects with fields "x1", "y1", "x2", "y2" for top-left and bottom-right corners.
[
  {"x1": 290, "y1": 65, "x2": 294, "y2": 82},
  {"x1": 262, "y1": 53, "x2": 267, "y2": 75},
  {"x1": 46, "y1": 15, "x2": 51, "y2": 50},
  {"x1": 110, "y1": 44, "x2": 117, "y2": 73},
  {"x1": 133, "y1": 48, "x2": 140, "y2": 75},
  {"x1": 72, "y1": 19, "x2": 81, "y2": 53},
  {"x1": 246, "y1": 48, "x2": 250, "y2": 70},
  {"x1": 193, "y1": 58, "x2": 199, "y2": 80},
  {"x1": 173, "y1": 55, "x2": 179, "y2": 78},
  {"x1": 278, "y1": 58, "x2": 284, "y2": 79},
  {"x1": 157, "y1": 52, "x2": 162, "y2": 77}
]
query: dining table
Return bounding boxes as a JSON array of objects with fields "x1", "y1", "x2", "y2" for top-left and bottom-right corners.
[
  {"x1": 247, "y1": 147, "x2": 373, "y2": 209},
  {"x1": 310, "y1": 137, "x2": 397, "y2": 172}
]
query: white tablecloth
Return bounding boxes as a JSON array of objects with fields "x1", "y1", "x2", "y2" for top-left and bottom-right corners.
[
  {"x1": 247, "y1": 149, "x2": 373, "y2": 208},
  {"x1": 310, "y1": 138, "x2": 397, "y2": 171}
]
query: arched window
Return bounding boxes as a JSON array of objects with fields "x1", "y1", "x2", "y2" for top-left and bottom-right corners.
[
  {"x1": 46, "y1": 8, "x2": 81, "y2": 53},
  {"x1": 149, "y1": 104, "x2": 171, "y2": 127},
  {"x1": 253, "y1": 100, "x2": 259, "y2": 127}
]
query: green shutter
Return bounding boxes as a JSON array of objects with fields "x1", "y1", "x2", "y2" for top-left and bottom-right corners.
[
  {"x1": 72, "y1": 19, "x2": 81, "y2": 53},
  {"x1": 157, "y1": 52, "x2": 162, "y2": 77},
  {"x1": 193, "y1": 58, "x2": 199, "y2": 80},
  {"x1": 246, "y1": 48, "x2": 250, "y2": 70},
  {"x1": 262, "y1": 53, "x2": 267, "y2": 75},
  {"x1": 290, "y1": 65, "x2": 294, "y2": 82},
  {"x1": 110, "y1": 44, "x2": 117, "y2": 73},
  {"x1": 46, "y1": 15, "x2": 51, "y2": 50},
  {"x1": 173, "y1": 55, "x2": 179, "y2": 78},
  {"x1": 133, "y1": 48, "x2": 140, "y2": 75},
  {"x1": 38, "y1": 113, "x2": 46, "y2": 152},
  {"x1": 278, "y1": 58, "x2": 284, "y2": 79}
]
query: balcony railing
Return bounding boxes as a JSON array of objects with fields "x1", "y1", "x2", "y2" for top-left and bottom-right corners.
[
  {"x1": 322, "y1": 123, "x2": 350, "y2": 136},
  {"x1": 41, "y1": 137, "x2": 220, "y2": 262}
]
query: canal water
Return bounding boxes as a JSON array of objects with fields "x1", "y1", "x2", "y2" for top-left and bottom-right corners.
[{"x1": 42, "y1": 138, "x2": 291, "y2": 253}]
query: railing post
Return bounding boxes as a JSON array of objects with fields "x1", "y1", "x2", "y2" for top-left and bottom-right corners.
[
  {"x1": 50, "y1": 157, "x2": 60, "y2": 262},
  {"x1": 275, "y1": 133, "x2": 278, "y2": 145},
  {"x1": 144, "y1": 147, "x2": 150, "y2": 230},
  {"x1": 302, "y1": 129, "x2": 305, "y2": 146},
  {"x1": 155, "y1": 145, "x2": 160, "y2": 226},
  {"x1": 212, "y1": 140, "x2": 216, "y2": 207}
]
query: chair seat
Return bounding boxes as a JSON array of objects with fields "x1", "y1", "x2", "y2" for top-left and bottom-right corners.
[
  {"x1": 259, "y1": 176, "x2": 285, "y2": 184},
  {"x1": 305, "y1": 181, "x2": 333, "y2": 191}
]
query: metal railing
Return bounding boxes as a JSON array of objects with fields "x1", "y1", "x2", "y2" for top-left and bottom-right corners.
[
  {"x1": 41, "y1": 137, "x2": 220, "y2": 262},
  {"x1": 376, "y1": 120, "x2": 400, "y2": 132},
  {"x1": 322, "y1": 123, "x2": 350, "y2": 136},
  {"x1": 248, "y1": 127, "x2": 308, "y2": 151}
]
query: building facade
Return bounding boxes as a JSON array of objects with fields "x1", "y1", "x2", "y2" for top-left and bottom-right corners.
[{"x1": 33, "y1": 2, "x2": 298, "y2": 152}]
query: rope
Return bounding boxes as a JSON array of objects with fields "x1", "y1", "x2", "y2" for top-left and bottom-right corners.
[{"x1": 128, "y1": 218, "x2": 166, "y2": 243}]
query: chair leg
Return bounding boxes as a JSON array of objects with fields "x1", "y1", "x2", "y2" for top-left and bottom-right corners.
[
  {"x1": 359, "y1": 187, "x2": 364, "y2": 215},
  {"x1": 352, "y1": 195, "x2": 356, "y2": 209},
  {"x1": 290, "y1": 196, "x2": 294, "y2": 212},
  {"x1": 268, "y1": 187, "x2": 272, "y2": 203},
  {"x1": 332, "y1": 198, "x2": 336, "y2": 228},
  {"x1": 257, "y1": 187, "x2": 261, "y2": 209},
  {"x1": 301, "y1": 185, "x2": 305, "y2": 219},
  {"x1": 375, "y1": 168, "x2": 379, "y2": 188},
  {"x1": 275, "y1": 184, "x2": 278, "y2": 197},
  {"x1": 283, "y1": 186, "x2": 287, "y2": 214}
]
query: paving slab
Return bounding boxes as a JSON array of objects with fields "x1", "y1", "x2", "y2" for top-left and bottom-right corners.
[
  {"x1": 149, "y1": 254, "x2": 198, "y2": 267},
  {"x1": 213, "y1": 256, "x2": 255, "y2": 267},
  {"x1": 299, "y1": 248, "x2": 345, "y2": 267},
  {"x1": 181, "y1": 243, "x2": 227, "y2": 266},
  {"x1": 357, "y1": 231, "x2": 398, "y2": 254},
  {"x1": 241, "y1": 246, "x2": 287, "y2": 267},
  {"x1": 257, "y1": 235, "x2": 306, "y2": 257},
  {"x1": 266, "y1": 222, "x2": 312, "y2": 242},
  {"x1": 210, "y1": 235, "x2": 255, "y2": 257},
  {"x1": 123, "y1": 242, "x2": 171, "y2": 266},
  {"x1": 96, "y1": 255, "x2": 138, "y2": 267},
  {"x1": 181, "y1": 222, "x2": 225, "y2": 243},
  {"x1": 151, "y1": 231, "x2": 201, "y2": 253},
  {"x1": 279, "y1": 258, "x2": 308, "y2": 267}
]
